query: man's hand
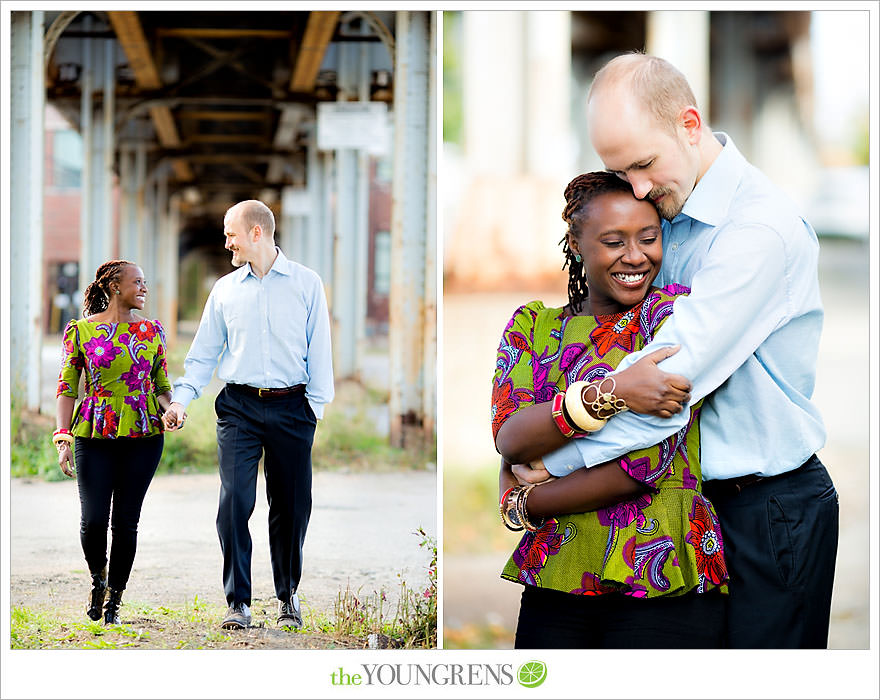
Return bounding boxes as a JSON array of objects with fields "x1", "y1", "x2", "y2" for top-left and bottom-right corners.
[
  {"x1": 612, "y1": 345, "x2": 692, "y2": 417},
  {"x1": 57, "y1": 442, "x2": 75, "y2": 478},
  {"x1": 163, "y1": 402, "x2": 187, "y2": 431}
]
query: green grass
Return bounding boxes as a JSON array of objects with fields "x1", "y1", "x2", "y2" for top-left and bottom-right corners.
[
  {"x1": 11, "y1": 534, "x2": 437, "y2": 650},
  {"x1": 11, "y1": 369, "x2": 435, "y2": 480},
  {"x1": 10, "y1": 606, "x2": 150, "y2": 649}
]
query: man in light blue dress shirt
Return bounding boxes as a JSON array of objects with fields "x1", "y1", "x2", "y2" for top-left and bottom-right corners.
[
  {"x1": 535, "y1": 53, "x2": 838, "y2": 647},
  {"x1": 163, "y1": 200, "x2": 334, "y2": 630}
]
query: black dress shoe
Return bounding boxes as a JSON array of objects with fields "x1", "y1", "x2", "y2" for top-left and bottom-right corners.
[
  {"x1": 220, "y1": 602, "x2": 251, "y2": 629},
  {"x1": 277, "y1": 592, "x2": 302, "y2": 629},
  {"x1": 87, "y1": 567, "x2": 107, "y2": 621},
  {"x1": 103, "y1": 588, "x2": 123, "y2": 626}
]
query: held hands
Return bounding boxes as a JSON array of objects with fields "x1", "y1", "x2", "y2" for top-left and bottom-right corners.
[
  {"x1": 612, "y1": 345, "x2": 692, "y2": 418},
  {"x1": 162, "y1": 402, "x2": 188, "y2": 431},
  {"x1": 511, "y1": 458, "x2": 556, "y2": 486}
]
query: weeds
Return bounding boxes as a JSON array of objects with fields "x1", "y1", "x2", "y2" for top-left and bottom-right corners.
[{"x1": 327, "y1": 528, "x2": 437, "y2": 648}]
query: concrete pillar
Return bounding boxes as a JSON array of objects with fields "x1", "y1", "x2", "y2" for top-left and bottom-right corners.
[
  {"x1": 646, "y1": 11, "x2": 711, "y2": 118},
  {"x1": 524, "y1": 11, "x2": 573, "y2": 179},
  {"x1": 10, "y1": 10, "x2": 45, "y2": 411},
  {"x1": 389, "y1": 11, "x2": 431, "y2": 448},
  {"x1": 462, "y1": 11, "x2": 526, "y2": 176}
]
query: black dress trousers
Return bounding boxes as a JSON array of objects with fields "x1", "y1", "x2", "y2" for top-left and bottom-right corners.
[
  {"x1": 703, "y1": 455, "x2": 839, "y2": 648},
  {"x1": 214, "y1": 384, "x2": 317, "y2": 607}
]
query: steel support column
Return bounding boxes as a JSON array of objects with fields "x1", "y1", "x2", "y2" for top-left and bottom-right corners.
[
  {"x1": 422, "y1": 12, "x2": 438, "y2": 440},
  {"x1": 79, "y1": 34, "x2": 116, "y2": 285},
  {"x1": 305, "y1": 128, "x2": 325, "y2": 277},
  {"x1": 118, "y1": 145, "x2": 138, "y2": 259},
  {"x1": 389, "y1": 11, "x2": 431, "y2": 448},
  {"x1": 331, "y1": 39, "x2": 364, "y2": 379},
  {"x1": 134, "y1": 142, "x2": 148, "y2": 267},
  {"x1": 10, "y1": 11, "x2": 46, "y2": 411},
  {"x1": 155, "y1": 179, "x2": 177, "y2": 343}
]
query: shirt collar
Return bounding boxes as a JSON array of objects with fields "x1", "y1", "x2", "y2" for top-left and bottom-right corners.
[
  {"x1": 677, "y1": 132, "x2": 746, "y2": 228},
  {"x1": 236, "y1": 246, "x2": 291, "y2": 282}
]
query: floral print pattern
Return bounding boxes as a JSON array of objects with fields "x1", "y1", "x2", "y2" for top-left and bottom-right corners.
[
  {"x1": 494, "y1": 286, "x2": 729, "y2": 599},
  {"x1": 686, "y1": 495, "x2": 728, "y2": 588},
  {"x1": 57, "y1": 318, "x2": 171, "y2": 439}
]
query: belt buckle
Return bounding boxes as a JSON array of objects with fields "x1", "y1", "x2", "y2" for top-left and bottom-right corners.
[{"x1": 258, "y1": 388, "x2": 268, "y2": 398}]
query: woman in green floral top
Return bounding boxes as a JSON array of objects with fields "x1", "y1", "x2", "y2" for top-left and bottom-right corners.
[
  {"x1": 55, "y1": 260, "x2": 173, "y2": 625},
  {"x1": 492, "y1": 173, "x2": 728, "y2": 648}
]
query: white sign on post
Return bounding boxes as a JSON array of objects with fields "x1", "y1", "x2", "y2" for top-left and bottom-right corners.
[{"x1": 317, "y1": 102, "x2": 390, "y2": 155}]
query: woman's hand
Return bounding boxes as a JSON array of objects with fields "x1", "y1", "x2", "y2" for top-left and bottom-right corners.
[
  {"x1": 162, "y1": 402, "x2": 187, "y2": 431},
  {"x1": 57, "y1": 443, "x2": 75, "y2": 478},
  {"x1": 611, "y1": 345, "x2": 692, "y2": 417},
  {"x1": 512, "y1": 459, "x2": 556, "y2": 486}
]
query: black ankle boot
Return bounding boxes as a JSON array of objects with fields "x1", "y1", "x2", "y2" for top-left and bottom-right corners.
[
  {"x1": 103, "y1": 588, "x2": 123, "y2": 626},
  {"x1": 87, "y1": 567, "x2": 107, "y2": 621}
]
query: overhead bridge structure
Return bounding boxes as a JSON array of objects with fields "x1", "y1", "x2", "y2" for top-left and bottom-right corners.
[{"x1": 9, "y1": 10, "x2": 436, "y2": 447}]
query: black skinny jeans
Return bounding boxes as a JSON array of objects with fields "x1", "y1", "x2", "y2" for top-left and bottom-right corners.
[{"x1": 75, "y1": 435, "x2": 163, "y2": 591}]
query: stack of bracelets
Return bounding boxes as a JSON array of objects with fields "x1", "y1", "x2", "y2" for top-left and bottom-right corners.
[
  {"x1": 550, "y1": 375, "x2": 628, "y2": 438},
  {"x1": 52, "y1": 428, "x2": 74, "y2": 452},
  {"x1": 500, "y1": 376, "x2": 629, "y2": 531},
  {"x1": 500, "y1": 484, "x2": 544, "y2": 532}
]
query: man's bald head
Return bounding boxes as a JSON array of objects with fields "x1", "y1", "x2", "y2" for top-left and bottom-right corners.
[
  {"x1": 226, "y1": 199, "x2": 276, "y2": 240},
  {"x1": 588, "y1": 52, "x2": 698, "y2": 134}
]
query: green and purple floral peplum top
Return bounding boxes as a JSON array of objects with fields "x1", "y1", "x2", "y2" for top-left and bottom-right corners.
[{"x1": 57, "y1": 318, "x2": 172, "y2": 439}]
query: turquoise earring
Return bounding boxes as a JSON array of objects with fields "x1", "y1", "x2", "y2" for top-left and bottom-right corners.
[{"x1": 574, "y1": 254, "x2": 582, "y2": 263}]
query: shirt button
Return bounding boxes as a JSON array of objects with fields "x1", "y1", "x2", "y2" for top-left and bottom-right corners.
[{"x1": 670, "y1": 242, "x2": 679, "y2": 251}]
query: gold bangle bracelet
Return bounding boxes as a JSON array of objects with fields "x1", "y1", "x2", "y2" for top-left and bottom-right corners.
[
  {"x1": 52, "y1": 433, "x2": 74, "y2": 446},
  {"x1": 518, "y1": 485, "x2": 545, "y2": 532},
  {"x1": 584, "y1": 376, "x2": 629, "y2": 419},
  {"x1": 500, "y1": 487, "x2": 524, "y2": 531},
  {"x1": 564, "y1": 381, "x2": 607, "y2": 433}
]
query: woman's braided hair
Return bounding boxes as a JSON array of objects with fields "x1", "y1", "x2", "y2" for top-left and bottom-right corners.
[
  {"x1": 560, "y1": 172, "x2": 639, "y2": 313},
  {"x1": 82, "y1": 260, "x2": 136, "y2": 317}
]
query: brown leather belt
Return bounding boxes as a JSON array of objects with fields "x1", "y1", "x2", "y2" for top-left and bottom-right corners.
[
  {"x1": 229, "y1": 383, "x2": 305, "y2": 398},
  {"x1": 703, "y1": 458, "x2": 813, "y2": 499}
]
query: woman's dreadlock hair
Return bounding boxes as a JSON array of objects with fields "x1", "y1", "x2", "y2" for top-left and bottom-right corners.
[
  {"x1": 560, "y1": 172, "x2": 639, "y2": 313},
  {"x1": 82, "y1": 260, "x2": 136, "y2": 317}
]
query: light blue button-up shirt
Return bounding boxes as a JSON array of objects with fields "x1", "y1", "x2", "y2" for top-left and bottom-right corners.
[
  {"x1": 543, "y1": 133, "x2": 826, "y2": 480},
  {"x1": 171, "y1": 247, "x2": 335, "y2": 418}
]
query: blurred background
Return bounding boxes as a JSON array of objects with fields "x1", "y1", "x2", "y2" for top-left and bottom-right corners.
[{"x1": 442, "y1": 9, "x2": 871, "y2": 649}]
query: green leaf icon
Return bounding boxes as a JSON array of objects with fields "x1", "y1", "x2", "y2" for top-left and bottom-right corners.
[{"x1": 517, "y1": 660, "x2": 547, "y2": 688}]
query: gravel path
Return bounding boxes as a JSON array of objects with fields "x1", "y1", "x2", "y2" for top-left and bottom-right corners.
[{"x1": 10, "y1": 469, "x2": 436, "y2": 623}]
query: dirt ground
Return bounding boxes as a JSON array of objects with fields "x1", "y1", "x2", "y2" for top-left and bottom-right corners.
[{"x1": 9, "y1": 469, "x2": 436, "y2": 649}]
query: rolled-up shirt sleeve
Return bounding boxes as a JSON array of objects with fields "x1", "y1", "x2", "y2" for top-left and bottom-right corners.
[
  {"x1": 544, "y1": 222, "x2": 790, "y2": 476},
  {"x1": 303, "y1": 277, "x2": 334, "y2": 419}
]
